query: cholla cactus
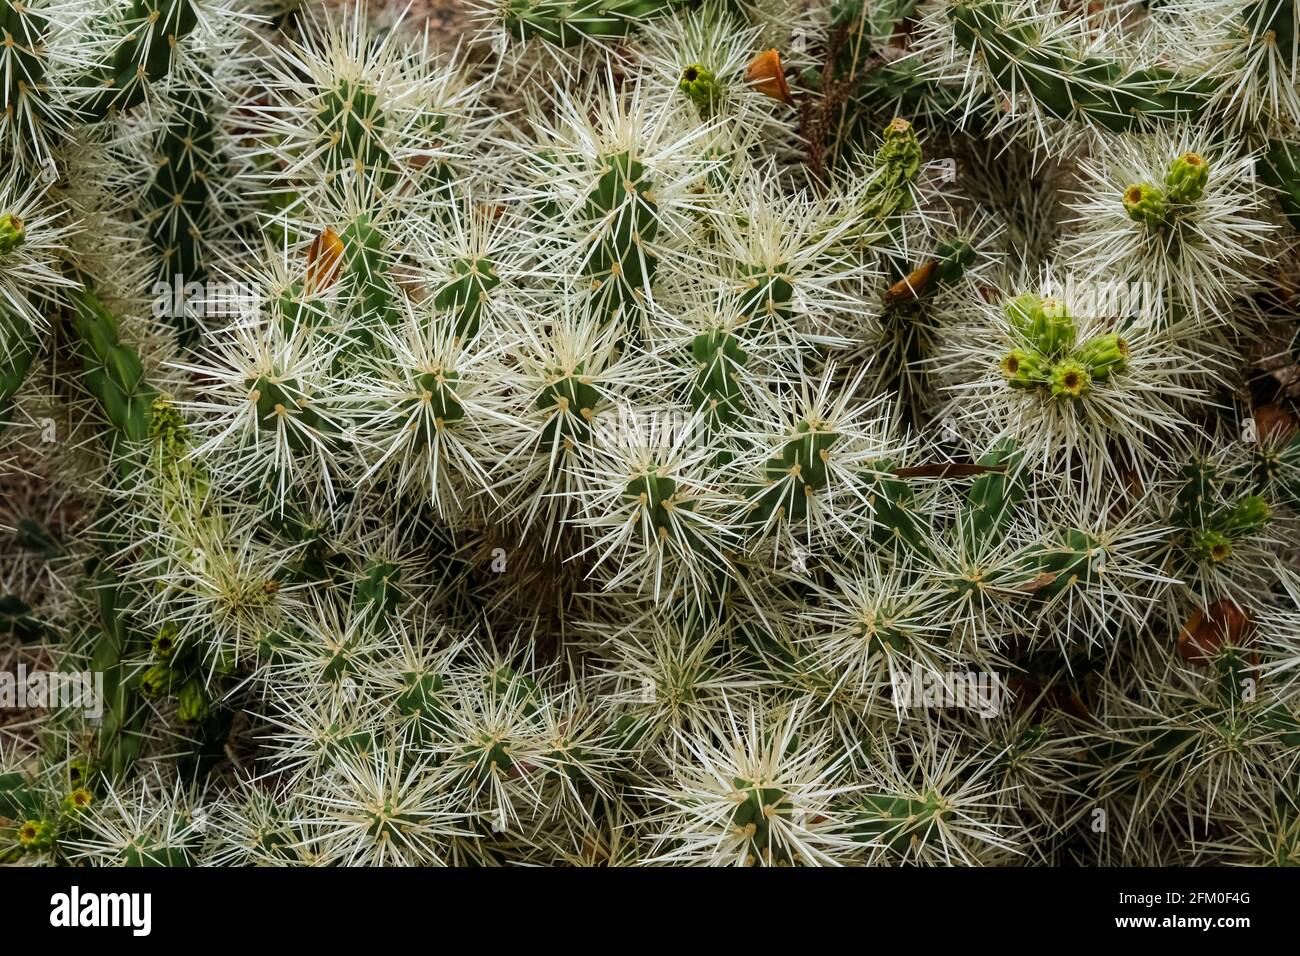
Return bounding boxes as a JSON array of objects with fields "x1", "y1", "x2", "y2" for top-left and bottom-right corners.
[{"x1": 2, "y1": 0, "x2": 1299, "y2": 870}]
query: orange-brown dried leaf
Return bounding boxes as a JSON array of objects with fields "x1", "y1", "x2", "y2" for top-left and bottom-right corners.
[
  {"x1": 746, "y1": 49, "x2": 793, "y2": 106},
  {"x1": 1178, "y1": 599, "x2": 1255, "y2": 665},
  {"x1": 306, "y1": 227, "x2": 345, "y2": 295},
  {"x1": 884, "y1": 260, "x2": 938, "y2": 306}
]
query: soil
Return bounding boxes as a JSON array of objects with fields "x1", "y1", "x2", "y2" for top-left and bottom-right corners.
[{"x1": 315, "y1": 0, "x2": 477, "y2": 46}]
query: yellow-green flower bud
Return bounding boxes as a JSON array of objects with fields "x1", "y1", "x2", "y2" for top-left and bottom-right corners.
[
  {"x1": 62, "y1": 788, "x2": 93, "y2": 815},
  {"x1": 1037, "y1": 297, "x2": 1075, "y2": 355},
  {"x1": 1165, "y1": 151, "x2": 1209, "y2": 205},
  {"x1": 879, "y1": 117, "x2": 922, "y2": 182},
  {"x1": 1190, "y1": 529, "x2": 1233, "y2": 563},
  {"x1": 1123, "y1": 183, "x2": 1168, "y2": 228},
  {"x1": 17, "y1": 818, "x2": 55, "y2": 850},
  {"x1": 139, "y1": 662, "x2": 173, "y2": 699},
  {"x1": 679, "y1": 64, "x2": 720, "y2": 114},
  {"x1": 1000, "y1": 347, "x2": 1048, "y2": 389},
  {"x1": 152, "y1": 623, "x2": 178, "y2": 662},
  {"x1": 0, "y1": 213, "x2": 24, "y2": 256},
  {"x1": 68, "y1": 758, "x2": 90, "y2": 787},
  {"x1": 1219, "y1": 495, "x2": 1270, "y2": 537},
  {"x1": 1076, "y1": 332, "x2": 1130, "y2": 381},
  {"x1": 1049, "y1": 359, "x2": 1091, "y2": 400},
  {"x1": 148, "y1": 396, "x2": 190, "y2": 467},
  {"x1": 1005, "y1": 293, "x2": 1075, "y2": 357},
  {"x1": 176, "y1": 679, "x2": 208, "y2": 723},
  {"x1": 1005, "y1": 293, "x2": 1043, "y2": 332}
]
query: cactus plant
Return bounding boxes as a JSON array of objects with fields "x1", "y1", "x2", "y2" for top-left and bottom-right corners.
[{"x1": 0, "y1": 0, "x2": 1299, "y2": 871}]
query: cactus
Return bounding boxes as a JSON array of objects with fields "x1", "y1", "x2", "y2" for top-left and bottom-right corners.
[
  {"x1": 946, "y1": 0, "x2": 1213, "y2": 131},
  {"x1": 0, "y1": 0, "x2": 72, "y2": 163},
  {"x1": 583, "y1": 151, "x2": 660, "y2": 321},
  {"x1": 960, "y1": 440, "x2": 1024, "y2": 550},
  {"x1": 434, "y1": 257, "x2": 501, "y2": 342},
  {"x1": 86, "y1": 565, "x2": 149, "y2": 784},
  {"x1": 338, "y1": 213, "x2": 399, "y2": 336},
  {"x1": 499, "y1": 0, "x2": 682, "y2": 47},
  {"x1": 141, "y1": 86, "x2": 220, "y2": 340},
  {"x1": 68, "y1": 289, "x2": 158, "y2": 476},
  {"x1": 0, "y1": 310, "x2": 35, "y2": 430},
  {"x1": 1262, "y1": 139, "x2": 1300, "y2": 230},
  {"x1": 749, "y1": 419, "x2": 841, "y2": 524},
  {"x1": 1, "y1": 0, "x2": 1298, "y2": 872},
  {"x1": 79, "y1": 0, "x2": 200, "y2": 121},
  {"x1": 688, "y1": 327, "x2": 748, "y2": 434}
]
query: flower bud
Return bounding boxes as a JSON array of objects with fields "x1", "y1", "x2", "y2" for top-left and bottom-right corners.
[
  {"x1": 151, "y1": 623, "x2": 178, "y2": 662},
  {"x1": 1190, "y1": 529, "x2": 1233, "y2": 564},
  {"x1": 177, "y1": 679, "x2": 209, "y2": 723},
  {"x1": 139, "y1": 662, "x2": 173, "y2": 699},
  {"x1": 878, "y1": 117, "x2": 921, "y2": 182},
  {"x1": 1164, "y1": 151, "x2": 1208, "y2": 204},
  {"x1": 1004, "y1": 293, "x2": 1043, "y2": 334},
  {"x1": 1049, "y1": 359, "x2": 1090, "y2": 399},
  {"x1": 148, "y1": 397, "x2": 192, "y2": 473},
  {"x1": 18, "y1": 818, "x2": 55, "y2": 850},
  {"x1": 1178, "y1": 599, "x2": 1254, "y2": 665},
  {"x1": 934, "y1": 238, "x2": 976, "y2": 283},
  {"x1": 0, "y1": 213, "x2": 25, "y2": 255},
  {"x1": 305, "y1": 226, "x2": 345, "y2": 294},
  {"x1": 679, "y1": 63, "x2": 719, "y2": 114},
  {"x1": 67, "y1": 759, "x2": 90, "y2": 788},
  {"x1": 1000, "y1": 347, "x2": 1047, "y2": 389},
  {"x1": 1219, "y1": 494, "x2": 1270, "y2": 537},
  {"x1": 1075, "y1": 332, "x2": 1130, "y2": 381},
  {"x1": 1005, "y1": 293, "x2": 1075, "y2": 357},
  {"x1": 61, "y1": 788, "x2": 93, "y2": 816},
  {"x1": 883, "y1": 259, "x2": 936, "y2": 306},
  {"x1": 1254, "y1": 404, "x2": 1299, "y2": 444},
  {"x1": 1123, "y1": 183, "x2": 1168, "y2": 228},
  {"x1": 1037, "y1": 297, "x2": 1075, "y2": 355}
]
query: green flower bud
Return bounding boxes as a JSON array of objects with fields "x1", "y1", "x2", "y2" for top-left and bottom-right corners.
[
  {"x1": 176, "y1": 679, "x2": 208, "y2": 723},
  {"x1": 878, "y1": 117, "x2": 922, "y2": 182},
  {"x1": 1123, "y1": 183, "x2": 1168, "y2": 228},
  {"x1": 1218, "y1": 494, "x2": 1270, "y2": 537},
  {"x1": 152, "y1": 623, "x2": 178, "y2": 662},
  {"x1": 1037, "y1": 297, "x2": 1075, "y2": 355},
  {"x1": 138, "y1": 663, "x2": 173, "y2": 699},
  {"x1": 67, "y1": 758, "x2": 91, "y2": 787},
  {"x1": 1005, "y1": 293, "x2": 1075, "y2": 357},
  {"x1": 1190, "y1": 529, "x2": 1233, "y2": 564},
  {"x1": 17, "y1": 818, "x2": 55, "y2": 850},
  {"x1": 853, "y1": 118, "x2": 924, "y2": 227},
  {"x1": 148, "y1": 396, "x2": 192, "y2": 467},
  {"x1": 679, "y1": 63, "x2": 719, "y2": 114},
  {"x1": 1000, "y1": 347, "x2": 1048, "y2": 389},
  {"x1": 1049, "y1": 359, "x2": 1091, "y2": 400},
  {"x1": 1004, "y1": 293, "x2": 1043, "y2": 335},
  {"x1": 0, "y1": 213, "x2": 25, "y2": 256},
  {"x1": 934, "y1": 238, "x2": 976, "y2": 284},
  {"x1": 1165, "y1": 151, "x2": 1209, "y2": 204},
  {"x1": 61, "y1": 788, "x2": 93, "y2": 816},
  {"x1": 1076, "y1": 332, "x2": 1130, "y2": 381}
]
